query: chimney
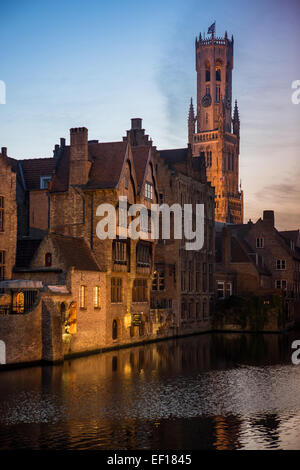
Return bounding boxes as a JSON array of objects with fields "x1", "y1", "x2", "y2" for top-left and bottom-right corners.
[
  {"x1": 222, "y1": 226, "x2": 231, "y2": 266},
  {"x1": 60, "y1": 138, "x2": 66, "y2": 147},
  {"x1": 263, "y1": 210, "x2": 275, "y2": 228},
  {"x1": 131, "y1": 118, "x2": 142, "y2": 130},
  {"x1": 69, "y1": 127, "x2": 89, "y2": 185},
  {"x1": 1, "y1": 147, "x2": 7, "y2": 157}
]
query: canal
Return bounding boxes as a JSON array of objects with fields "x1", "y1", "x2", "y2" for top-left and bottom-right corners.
[{"x1": 0, "y1": 332, "x2": 300, "y2": 450}]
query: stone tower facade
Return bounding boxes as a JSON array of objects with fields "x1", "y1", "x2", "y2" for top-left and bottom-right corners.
[{"x1": 189, "y1": 28, "x2": 243, "y2": 224}]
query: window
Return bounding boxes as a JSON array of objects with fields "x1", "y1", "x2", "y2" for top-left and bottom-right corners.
[
  {"x1": 132, "y1": 279, "x2": 148, "y2": 302},
  {"x1": 111, "y1": 277, "x2": 122, "y2": 303},
  {"x1": 217, "y1": 281, "x2": 225, "y2": 298},
  {"x1": 216, "y1": 61, "x2": 221, "y2": 81},
  {"x1": 145, "y1": 182, "x2": 153, "y2": 200},
  {"x1": 196, "y1": 303, "x2": 200, "y2": 319},
  {"x1": 202, "y1": 299, "x2": 208, "y2": 319},
  {"x1": 0, "y1": 250, "x2": 5, "y2": 280},
  {"x1": 216, "y1": 85, "x2": 221, "y2": 102},
  {"x1": 124, "y1": 176, "x2": 129, "y2": 190},
  {"x1": 205, "y1": 62, "x2": 210, "y2": 82},
  {"x1": 113, "y1": 240, "x2": 127, "y2": 264},
  {"x1": 276, "y1": 259, "x2": 286, "y2": 270},
  {"x1": 206, "y1": 86, "x2": 210, "y2": 95},
  {"x1": 225, "y1": 282, "x2": 232, "y2": 297},
  {"x1": 275, "y1": 280, "x2": 287, "y2": 290},
  {"x1": 79, "y1": 285, "x2": 86, "y2": 309},
  {"x1": 181, "y1": 271, "x2": 186, "y2": 291},
  {"x1": 181, "y1": 302, "x2": 186, "y2": 319},
  {"x1": 94, "y1": 286, "x2": 100, "y2": 308},
  {"x1": 45, "y1": 252, "x2": 52, "y2": 267},
  {"x1": 256, "y1": 237, "x2": 264, "y2": 248},
  {"x1": 40, "y1": 176, "x2": 52, "y2": 189},
  {"x1": 0, "y1": 196, "x2": 4, "y2": 232},
  {"x1": 152, "y1": 270, "x2": 165, "y2": 291},
  {"x1": 112, "y1": 320, "x2": 118, "y2": 340},
  {"x1": 136, "y1": 243, "x2": 151, "y2": 267}
]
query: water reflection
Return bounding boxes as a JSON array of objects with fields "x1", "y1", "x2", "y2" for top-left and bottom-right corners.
[{"x1": 0, "y1": 332, "x2": 300, "y2": 449}]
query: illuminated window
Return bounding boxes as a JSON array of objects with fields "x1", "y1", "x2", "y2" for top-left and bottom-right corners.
[
  {"x1": 15, "y1": 292, "x2": 25, "y2": 314},
  {"x1": 111, "y1": 278, "x2": 122, "y2": 303},
  {"x1": 79, "y1": 285, "x2": 86, "y2": 309},
  {"x1": 0, "y1": 197, "x2": 4, "y2": 232},
  {"x1": 94, "y1": 286, "x2": 100, "y2": 308},
  {"x1": 217, "y1": 281, "x2": 225, "y2": 298},
  {"x1": 0, "y1": 250, "x2": 5, "y2": 280}
]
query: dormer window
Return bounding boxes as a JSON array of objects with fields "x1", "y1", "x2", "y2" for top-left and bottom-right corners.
[
  {"x1": 40, "y1": 176, "x2": 52, "y2": 189},
  {"x1": 45, "y1": 252, "x2": 52, "y2": 267}
]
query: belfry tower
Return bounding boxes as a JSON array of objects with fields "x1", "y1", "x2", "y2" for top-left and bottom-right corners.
[{"x1": 188, "y1": 26, "x2": 243, "y2": 224}]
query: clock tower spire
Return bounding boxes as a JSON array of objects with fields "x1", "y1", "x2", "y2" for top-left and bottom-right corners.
[{"x1": 189, "y1": 26, "x2": 243, "y2": 224}]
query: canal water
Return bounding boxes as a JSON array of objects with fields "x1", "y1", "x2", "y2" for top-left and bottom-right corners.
[{"x1": 0, "y1": 332, "x2": 300, "y2": 450}]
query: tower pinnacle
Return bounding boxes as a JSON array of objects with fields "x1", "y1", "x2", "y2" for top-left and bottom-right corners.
[{"x1": 188, "y1": 97, "x2": 195, "y2": 145}]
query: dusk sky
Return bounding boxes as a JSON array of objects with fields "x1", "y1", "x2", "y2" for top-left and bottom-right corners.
[{"x1": 0, "y1": 0, "x2": 299, "y2": 230}]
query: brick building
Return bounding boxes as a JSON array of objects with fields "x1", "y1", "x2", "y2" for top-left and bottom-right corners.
[
  {"x1": 151, "y1": 145, "x2": 215, "y2": 333},
  {"x1": 0, "y1": 148, "x2": 17, "y2": 281}
]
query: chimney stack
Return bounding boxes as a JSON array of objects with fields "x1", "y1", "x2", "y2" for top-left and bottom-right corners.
[
  {"x1": 131, "y1": 118, "x2": 142, "y2": 130},
  {"x1": 222, "y1": 226, "x2": 231, "y2": 266},
  {"x1": 69, "y1": 127, "x2": 89, "y2": 185},
  {"x1": 263, "y1": 210, "x2": 275, "y2": 228},
  {"x1": 1, "y1": 147, "x2": 7, "y2": 157}
]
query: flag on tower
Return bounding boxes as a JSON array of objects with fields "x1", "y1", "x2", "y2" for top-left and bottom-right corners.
[{"x1": 207, "y1": 22, "x2": 216, "y2": 35}]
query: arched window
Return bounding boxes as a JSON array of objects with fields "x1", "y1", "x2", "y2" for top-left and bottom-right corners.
[
  {"x1": 112, "y1": 319, "x2": 118, "y2": 340},
  {"x1": 16, "y1": 292, "x2": 24, "y2": 314},
  {"x1": 45, "y1": 252, "x2": 52, "y2": 267},
  {"x1": 216, "y1": 60, "x2": 222, "y2": 81},
  {"x1": 205, "y1": 61, "x2": 210, "y2": 82}
]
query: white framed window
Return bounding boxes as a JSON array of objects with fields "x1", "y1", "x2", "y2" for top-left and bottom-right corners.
[
  {"x1": 217, "y1": 281, "x2": 225, "y2": 298},
  {"x1": 225, "y1": 282, "x2": 232, "y2": 297},
  {"x1": 40, "y1": 175, "x2": 52, "y2": 189},
  {"x1": 256, "y1": 237, "x2": 264, "y2": 248},
  {"x1": 94, "y1": 286, "x2": 100, "y2": 308},
  {"x1": 145, "y1": 182, "x2": 153, "y2": 200},
  {"x1": 276, "y1": 259, "x2": 286, "y2": 270},
  {"x1": 275, "y1": 280, "x2": 287, "y2": 290}
]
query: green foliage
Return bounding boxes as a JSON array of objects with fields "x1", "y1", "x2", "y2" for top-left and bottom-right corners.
[{"x1": 215, "y1": 294, "x2": 283, "y2": 331}]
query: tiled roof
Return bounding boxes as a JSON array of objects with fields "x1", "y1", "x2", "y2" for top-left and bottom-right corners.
[
  {"x1": 19, "y1": 158, "x2": 56, "y2": 190},
  {"x1": 86, "y1": 141, "x2": 128, "y2": 189},
  {"x1": 51, "y1": 142, "x2": 128, "y2": 192},
  {"x1": 132, "y1": 145, "x2": 151, "y2": 190},
  {"x1": 159, "y1": 148, "x2": 188, "y2": 164},
  {"x1": 49, "y1": 233, "x2": 102, "y2": 271},
  {"x1": 279, "y1": 230, "x2": 299, "y2": 244},
  {"x1": 15, "y1": 239, "x2": 43, "y2": 268}
]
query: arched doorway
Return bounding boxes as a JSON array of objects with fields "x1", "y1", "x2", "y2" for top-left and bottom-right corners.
[{"x1": 112, "y1": 319, "x2": 118, "y2": 340}]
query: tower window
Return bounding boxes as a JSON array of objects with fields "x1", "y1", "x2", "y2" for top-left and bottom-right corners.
[
  {"x1": 205, "y1": 61, "x2": 210, "y2": 82},
  {"x1": 216, "y1": 60, "x2": 222, "y2": 81},
  {"x1": 216, "y1": 86, "x2": 221, "y2": 102}
]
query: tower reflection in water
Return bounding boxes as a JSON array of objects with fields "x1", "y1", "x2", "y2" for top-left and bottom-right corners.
[{"x1": 0, "y1": 332, "x2": 300, "y2": 450}]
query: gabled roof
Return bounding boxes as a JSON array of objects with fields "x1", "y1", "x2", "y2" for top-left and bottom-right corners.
[
  {"x1": 15, "y1": 239, "x2": 43, "y2": 268},
  {"x1": 279, "y1": 230, "x2": 300, "y2": 245},
  {"x1": 131, "y1": 145, "x2": 151, "y2": 191},
  {"x1": 19, "y1": 158, "x2": 56, "y2": 190},
  {"x1": 86, "y1": 141, "x2": 128, "y2": 190},
  {"x1": 49, "y1": 233, "x2": 102, "y2": 271}
]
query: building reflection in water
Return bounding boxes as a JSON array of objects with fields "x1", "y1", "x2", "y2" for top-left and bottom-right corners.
[{"x1": 0, "y1": 332, "x2": 300, "y2": 450}]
